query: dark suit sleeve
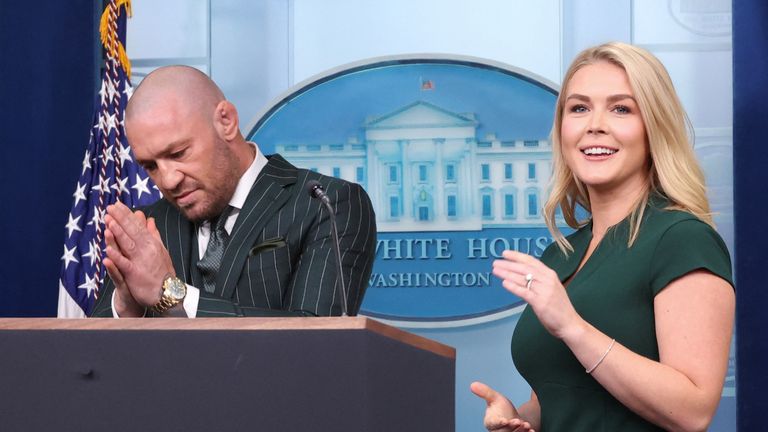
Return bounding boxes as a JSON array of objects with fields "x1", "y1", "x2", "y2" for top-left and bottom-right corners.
[
  {"x1": 195, "y1": 181, "x2": 376, "y2": 317},
  {"x1": 89, "y1": 276, "x2": 118, "y2": 317},
  {"x1": 286, "y1": 181, "x2": 376, "y2": 316}
]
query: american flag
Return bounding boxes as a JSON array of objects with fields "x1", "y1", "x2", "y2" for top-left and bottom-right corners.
[{"x1": 57, "y1": 0, "x2": 160, "y2": 318}]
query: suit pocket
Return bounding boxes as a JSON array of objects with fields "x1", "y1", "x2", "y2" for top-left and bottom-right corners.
[
  {"x1": 249, "y1": 237, "x2": 287, "y2": 256},
  {"x1": 241, "y1": 239, "x2": 292, "y2": 308}
]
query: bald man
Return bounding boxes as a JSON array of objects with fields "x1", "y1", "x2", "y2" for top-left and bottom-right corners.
[{"x1": 90, "y1": 66, "x2": 376, "y2": 317}]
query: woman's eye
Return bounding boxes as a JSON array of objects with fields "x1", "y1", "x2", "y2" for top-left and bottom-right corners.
[
  {"x1": 612, "y1": 105, "x2": 631, "y2": 114},
  {"x1": 569, "y1": 104, "x2": 588, "y2": 113}
]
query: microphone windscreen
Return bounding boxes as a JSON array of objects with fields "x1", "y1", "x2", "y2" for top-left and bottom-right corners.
[{"x1": 306, "y1": 180, "x2": 324, "y2": 199}]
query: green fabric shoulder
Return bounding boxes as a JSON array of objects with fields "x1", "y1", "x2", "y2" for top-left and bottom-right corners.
[{"x1": 645, "y1": 207, "x2": 733, "y2": 295}]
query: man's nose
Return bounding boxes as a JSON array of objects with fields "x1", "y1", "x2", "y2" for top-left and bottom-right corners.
[{"x1": 156, "y1": 163, "x2": 183, "y2": 191}]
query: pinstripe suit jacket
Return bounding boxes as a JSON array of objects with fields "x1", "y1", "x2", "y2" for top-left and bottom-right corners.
[{"x1": 91, "y1": 154, "x2": 377, "y2": 317}]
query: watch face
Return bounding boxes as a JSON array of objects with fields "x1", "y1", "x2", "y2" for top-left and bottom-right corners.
[{"x1": 166, "y1": 278, "x2": 186, "y2": 300}]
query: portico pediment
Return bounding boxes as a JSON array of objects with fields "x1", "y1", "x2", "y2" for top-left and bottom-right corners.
[{"x1": 365, "y1": 101, "x2": 477, "y2": 130}]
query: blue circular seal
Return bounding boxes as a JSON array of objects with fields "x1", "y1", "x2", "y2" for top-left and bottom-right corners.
[{"x1": 247, "y1": 55, "x2": 558, "y2": 325}]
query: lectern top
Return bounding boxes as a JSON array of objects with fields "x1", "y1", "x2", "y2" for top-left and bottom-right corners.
[{"x1": 0, "y1": 316, "x2": 455, "y2": 358}]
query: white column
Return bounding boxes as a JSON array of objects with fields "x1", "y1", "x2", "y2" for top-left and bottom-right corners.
[
  {"x1": 466, "y1": 140, "x2": 477, "y2": 216},
  {"x1": 435, "y1": 138, "x2": 445, "y2": 221},
  {"x1": 401, "y1": 140, "x2": 412, "y2": 221},
  {"x1": 366, "y1": 140, "x2": 381, "y2": 217}
]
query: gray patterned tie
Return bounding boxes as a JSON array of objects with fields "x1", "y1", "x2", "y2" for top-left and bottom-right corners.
[{"x1": 197, "y1": 206, "x2": 232, "y2": 293}]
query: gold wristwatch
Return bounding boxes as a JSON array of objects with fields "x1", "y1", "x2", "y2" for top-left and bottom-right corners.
[{"x1": 151, "y1": 275, "x2": 187, "y2": 314}]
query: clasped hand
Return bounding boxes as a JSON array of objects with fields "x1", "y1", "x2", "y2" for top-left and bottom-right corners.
[{"x1": 103, "y1": 201, "x2": 175, "y2": 316}]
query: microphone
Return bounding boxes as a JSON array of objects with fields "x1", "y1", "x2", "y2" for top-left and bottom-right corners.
[
  {"x1": 306, "y1": 180, "x2": 331, "y2": 205},
  {"x1": 306, "y1": 180, "x2": 348, "y2": 316}
]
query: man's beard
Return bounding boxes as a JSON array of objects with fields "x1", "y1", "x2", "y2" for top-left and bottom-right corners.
[
  {"x1": 177, "y1": 191, "x2": 230, "y2": 223},
  {"x1": 174, "y1": 145, "x2": 239, "y2": 223}
]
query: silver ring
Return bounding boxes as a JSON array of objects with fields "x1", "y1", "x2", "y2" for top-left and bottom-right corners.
[{"x1": 525, "y1": 273, "x2": 534, "y2": 290}]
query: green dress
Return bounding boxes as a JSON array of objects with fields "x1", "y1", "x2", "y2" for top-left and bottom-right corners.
[{"x1": 511, "y1": 198, "x2": 733, "y2": 431}]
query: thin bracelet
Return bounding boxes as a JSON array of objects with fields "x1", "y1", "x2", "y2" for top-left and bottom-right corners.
[{"x1": 586, "y1": 338, "x2": 616, "y2": 374}]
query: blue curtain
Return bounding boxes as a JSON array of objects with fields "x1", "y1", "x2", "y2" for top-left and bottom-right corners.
[
  {"x1": 733, "y1": 0, "x2": 768, "y2": 429},
  {"x1": 0, "y1": 1, "x2": 97, "y2": 316}
]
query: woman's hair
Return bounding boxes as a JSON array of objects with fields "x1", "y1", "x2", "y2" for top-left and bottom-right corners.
[{"x1": 544, "y1": 42, "x2": 713, "y2": 253}]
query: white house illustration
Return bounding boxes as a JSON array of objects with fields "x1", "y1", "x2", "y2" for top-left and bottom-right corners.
[{"x1": 275, "y1": 101, "x2": 552, "y2": 232}]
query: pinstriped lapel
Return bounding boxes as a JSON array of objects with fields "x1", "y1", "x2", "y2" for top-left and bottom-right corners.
[{"x1": 215, "y1": 155, "x2": 297, "y2": 299}]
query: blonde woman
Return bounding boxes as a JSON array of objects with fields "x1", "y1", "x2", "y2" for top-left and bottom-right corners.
[{"x1": 471, "y1": 42, "x2": 734, "y2": 432}]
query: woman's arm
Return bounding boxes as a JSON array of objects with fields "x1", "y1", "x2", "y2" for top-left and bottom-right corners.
[
  {"x1": 568, "y1": 270, "x2": 734, "y2": 431},
  {"x1": 494, "y1": 251, "x2": 734, "y2": 432}
]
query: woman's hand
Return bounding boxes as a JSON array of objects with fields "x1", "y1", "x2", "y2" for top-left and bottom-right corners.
[
  {"x1": 492, "y1": 250, "x2": 585, "y2": 340},
  {"x1": 470, "y1": 382, "x2": 536, "y2": 432}
]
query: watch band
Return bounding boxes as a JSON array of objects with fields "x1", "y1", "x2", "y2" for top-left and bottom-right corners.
[{"x1": 151, "y1": 296, "x2": 178, "y2": 314}]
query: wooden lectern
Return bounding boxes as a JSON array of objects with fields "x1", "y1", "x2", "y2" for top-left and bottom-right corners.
[{"x1": 0, "y1": 317, "x2": 455, "y2": 431}]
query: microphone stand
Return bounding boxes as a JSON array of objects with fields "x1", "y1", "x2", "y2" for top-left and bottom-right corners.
[{"x1": 307, "y1": 181, "x2": 349, "y2": 316}]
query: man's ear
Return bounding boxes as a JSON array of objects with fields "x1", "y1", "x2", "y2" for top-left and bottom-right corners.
[{"x1": 213, "y1": 100, "x2": 239, "y2": 141}]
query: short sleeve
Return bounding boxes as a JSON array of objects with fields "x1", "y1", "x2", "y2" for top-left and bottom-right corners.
[{"x1": 650, "y1": 219, "x2": 733, "y2": 295}]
